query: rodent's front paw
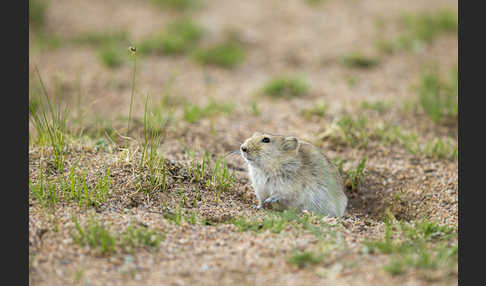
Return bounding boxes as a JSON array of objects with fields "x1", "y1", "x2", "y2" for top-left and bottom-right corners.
[{"x1": 263, "y1": 196, "x2": 280, "y2": 207}]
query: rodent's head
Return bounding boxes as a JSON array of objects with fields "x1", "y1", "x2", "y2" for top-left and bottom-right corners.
[{"x1": 240, "y1": 132, "x2": 301, "y2": 171}]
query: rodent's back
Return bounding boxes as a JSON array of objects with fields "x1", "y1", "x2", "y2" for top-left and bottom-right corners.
[{"x1": 295, "y1": 142, "x2": 347, "y2": 216}]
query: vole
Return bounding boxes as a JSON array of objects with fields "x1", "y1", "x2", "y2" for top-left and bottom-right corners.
[{"x1": 240, "y1": 132, "x2": 347, "y2": 217}]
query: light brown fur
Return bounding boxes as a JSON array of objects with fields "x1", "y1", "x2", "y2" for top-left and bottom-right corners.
[{"x1": 240, "y1": 132, "x2": 348, "y2": 217}]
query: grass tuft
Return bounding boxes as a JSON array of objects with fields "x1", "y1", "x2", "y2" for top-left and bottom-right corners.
[
  {"x1": 194, "y1": 41, "x2": 246, "y2": 68},
  {"x1": 164, "y1": 205, "x2": 184, "y2": 225},
  {"x1": 229, "y1": 210, "x2": 321, "y2": 235},
  {"x1": 360, "y1": 100, "x2": 390, "y2": 114},
  {"x1": 328, "y1": 115, "x2": 458, "y2": 160},
  {"x1": 120, "y1": 222, "x2": 165, "y2": 253},
  {"x1": 262, "y1": 76, "x2": 309, "y2": 98},
  {"x1": 29, "y1": 169, "x2": 58, "y2": 208},
  {"x1": 341, "y1": 51, "x2": 379, "y2": 68},
  {"x1": 414, "y1": 68, "x2": 458, "y2": 124},
  {"x1": 288, "y1": 251, "x2": 325, "y2": 268},
  {"x1": 73, "y1": 216, "x2": 164, "y2": 255},
  {"x1": 399, "y1": 10, "x2": 458, "y2": 49},
  {"x1": 29, "y1": 158, "x2": 111, "y2": 208},
  {"x1": 304, "y1": 0, "x2": 326, "y2": 5},
  {"x1": 335, "y1": 115, "x2": 369, "y2": 148},
  {"x1": 72, "y1": 216, "x2": 116, "y2": 254},
  {"x1": 376, "y1": 10, "x2": 457, "y2": 54},
  {"x1": 72, "y1": 30, "x2": 128, "y2": 47},
  {"x1": 186, "y1": 152, "x2": 236, "y2": 203},
  {"x1": 183, "y1": 100, "x2": 234, "y2": 124},
  {"x1": 59, "y1": 166, "x2": 111, "y2": 207},
  {"x1": 138, "y1": 19, "x2": 203, "y2": 56},
  {"x1": 99, "y1": 45, "x2": 124, "y2": 69},
  {"x1": 363, "y1": 217, "x2": 457, "y2": 276},
  {"x1": 208, "y1": 157, "x2": 236, "y2": 202},
  {"x1": 29, "y1": 0, "x2": 47, "y2": 31},
  {"x1": 29, "y1": 68, "x2": 69, "y2": 172},
  {"x1": 374, "y1": 123, "x2": 457, "y2": 160},
  {"x1": 137, "y1": 95, "x2": 170, "y2": 193},
  {"x1": 71, "y1": 30, "x2": 129, "y2": 68},
  {"x1": 424, "y1": 137, "x2": 458, "y2": 160},
  {"x1": 249, "y1": 101, "x2": 261, "y2": 116},
  {"x1": 301, "y1": 103, "x2": 328, "y2": 119},
  {"x1": 149, "y1": 0, "x2": 199, "y2": 10},
  {"x1": 346, "y1": 157, "x2": 367, "y2": 191}
]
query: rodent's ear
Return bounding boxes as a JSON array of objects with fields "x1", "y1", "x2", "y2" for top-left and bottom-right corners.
[
  {"x1": 282, "y1": 137, "x2": 299, "y2": 152},
  {"x1": 252, "y1": 131, "x2": 263, "y2": 137}
]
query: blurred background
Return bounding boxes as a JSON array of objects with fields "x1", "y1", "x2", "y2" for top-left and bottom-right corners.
[{"x1": 29, "y1": 0, "x2": 458, "y2": 153}]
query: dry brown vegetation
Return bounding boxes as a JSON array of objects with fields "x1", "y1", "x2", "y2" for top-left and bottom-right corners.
[{"x1": 29, "y1": 0, "x2": 458, "y2": 285}]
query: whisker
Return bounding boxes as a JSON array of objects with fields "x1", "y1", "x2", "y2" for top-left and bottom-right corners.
[{"x1": 224, "y1": 150, "x2": 241, "y2": 159}]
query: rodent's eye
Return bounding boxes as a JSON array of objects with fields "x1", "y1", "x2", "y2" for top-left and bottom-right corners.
[{"x1": 262, "y1": 137, "x2": 270, "y2": 143}]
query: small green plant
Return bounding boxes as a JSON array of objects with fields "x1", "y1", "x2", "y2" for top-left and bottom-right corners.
[
  {"x1": 375, "y1": 39, "x2": 396, "y2": 54},
  {"x1": 335, "y1": 115, "x2": 369, "y2": 148},
  {"x1": 138, "y1": 19, "x2": 203, "y2": 56},
  {"x1": 360, "y1": 100, "x2": 390, "y2": 114},
  {"x1": 305, "y1": 0, "x2": 326, "y2": 5},
  {"x1": 57, "y1": 167, "x2": 111, "y2": 207},
  {"x1": 186, "y1": 153, "x2": 235, "y2": 202},
  {"x1": 332, "y1": 157, "x2": 347, "y2": 174},
  {"x1": 301, "y1": 103, "x2": 328, "y2": 119},
  {"x1": 73, "y1": 270, "x2": 85, "y2": 283},
  {"x1": 29, "y1": 170, "x2": 58, "y2": 208},
  {"x1": 187, "y1": 150, "x2": 210, "y2": 183},
  {"x1": 249, "y1": 101, "x2": 261, "y2": 116},
  {"x1": 149, "y1": 0, "x2": 199, "y2": 10},
  {"x1": 344, "y1": 74, "x2": 359, "y2": 88},
  {"x1": 183, "y1": 100, "x2": 234, "y2": 123},
  {"x1": 377, "y1": 10, "x2": 458, "y2": 54},
  {"x1": 229, "y1": 210, "x2": 316, "y2": 234},
  {"x1": 424, "y1": 137, "x2": 458, "y2": 160},
  {"x1": 29, "y1": 68, "x2": 69, "y2": 172},
  {"x1": 185, "y1": 210, "x2": 198, "y2": 225},
  {"x1": 414, "y1": 68, "x2": 458, "y2": 124},
  {"x1": 384, "y1": 258, "x2": 406, "y2": 276},
  {"x1": 364, "y1": 217, "x2": 458, "y2": 276},
  {"x1": 373, "y1": 123, "x2": 457, "y2": 160},
  {"x1": 29, "y1": 0, "x2": 47, "y2": 31},
  {"x1": 288, "y1": 251, "x2": 325, "y2": 268},
  {"x1": 72, "y1": 30, "x2": 128, "y2": 47},
  {"x1": 230, "y1": 215, "x2": 286, "y2": 233},
  {"x1": 72, "y1": 216, "x2": 116, "y2": 254},
  {"x1": 262, "y1": 76, "x2": 309, "y2": 98},
  {"x1": 71, "y1": 30, "x2": 128, "y2": 68},
  {"x1": 138, "y1": 96, "x2": 170, "y2": 193},
  {"x1": 346, "y1": 157, "x2": 366, "y2": 191},
  {"x1": 399, "y1": 10, "x2": 458, "y2": 51},
  {"x1": 32, "y1": 33, "x2": 63, "y2": 51},
  {"x1": 99, "y1": 45, "x2": 124, "y2": 68},
  {"x1": 194, "y1": 41, "x2": 246, "y2": 68},
  {"x1": 208, "y1": 157, "x2": 236, "y2": 202},
  {"x1": 341, "y1": 51, "x2": 379, "y2": 68},
  {"x1": 164, "y1": 205, "x2": 183, "y2": 225},
  {"x1": 120, "y1": 223, "x2": 165, "y2": 253},
  {"x1": 373, "y1": 123, "x2": 420, "y2": 155},
  {"x1": 73, "y1": 217, "x2": 163, "y2": 255}
]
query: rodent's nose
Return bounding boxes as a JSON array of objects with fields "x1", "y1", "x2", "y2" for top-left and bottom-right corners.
[{"x1": 241, "y1": 146, "x2": 248, "y2": 153}]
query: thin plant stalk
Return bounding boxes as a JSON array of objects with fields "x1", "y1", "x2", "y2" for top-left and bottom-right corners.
[{"x1": 126, "y1": 49, "x2": 137, "y2": 148}]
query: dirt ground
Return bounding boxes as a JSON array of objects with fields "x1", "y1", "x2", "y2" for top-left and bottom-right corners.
[{"x1": 29, "y1": 0, "x2": 458, "y2": 285}]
